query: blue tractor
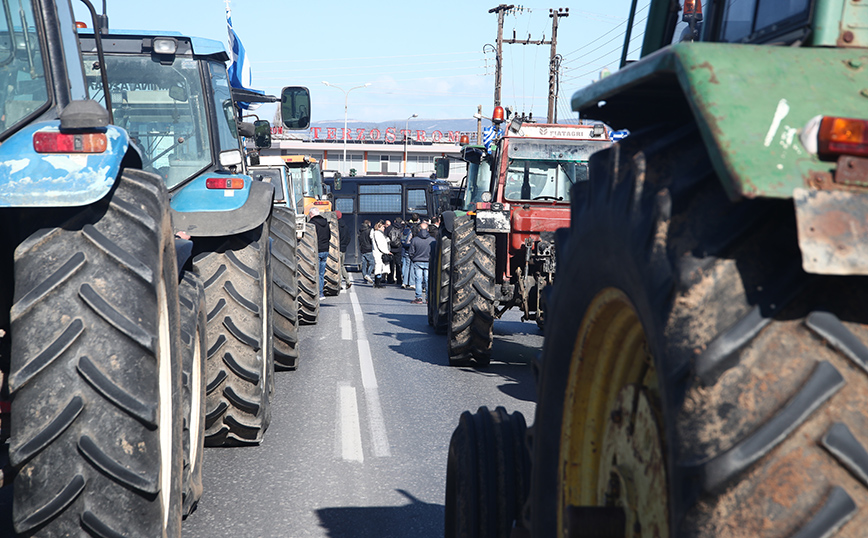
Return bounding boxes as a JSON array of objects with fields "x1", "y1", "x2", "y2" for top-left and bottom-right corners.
[
  {"x1": 78, "y1": 22, "x2": 310, "y2": 516},
  {"x1": 77, "y1": 28, "x2": 309, "y2": 444},
  {"x1": 0, "y1": 0, "x2": 186, "y2": 536}
]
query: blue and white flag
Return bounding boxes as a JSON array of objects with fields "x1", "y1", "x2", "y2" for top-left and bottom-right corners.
[
  {"x1": 483, "y1": 125, "x2": 500, "y2": 151},
  {"x1": 226, "y1": 7, "x2": 263, "y2": 110},
  {"x1": 611, "y1": 129, "x2": 630, "y2": 141}
]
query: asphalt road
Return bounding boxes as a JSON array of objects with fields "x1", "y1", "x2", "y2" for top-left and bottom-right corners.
[{"x1": 181, "y1": 274, "x2": 540, "y2": 537}]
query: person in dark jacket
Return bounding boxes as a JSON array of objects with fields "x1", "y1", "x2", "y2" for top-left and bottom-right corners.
[
  {"x1": 408, "y1": 221, "x2": 436, "y2": 303},
  {"x1": 336, "y1": 210, "x2": 351, "y2": 289},
  {"x1": 401, "y1": 213, "x2": 420, "y2": 290},
  {"x1": 309, "y1": 207, "x2": 330, "y2": 298},
  {"x1": 358, "y1": 219, "x2": 374, "y2": 283},
  {"x1": 385, "y1": 217, "x2": 403, "y2": 284}
]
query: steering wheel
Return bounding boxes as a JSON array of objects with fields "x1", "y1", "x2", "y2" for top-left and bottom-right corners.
[
  {"x1": 533, "y1": 195, "x2": 562, "y2": 201},
  {"x1": 142, "y1": 135, "x2": 192, "y2": 168}
]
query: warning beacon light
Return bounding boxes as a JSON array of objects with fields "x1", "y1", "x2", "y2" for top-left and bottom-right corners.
[
  {"x1": 459, "y1": 134, "x2": 470, "y2": 146},
  {"x1": 492, "y1": 106, "x2": 505, "y2": 125}
]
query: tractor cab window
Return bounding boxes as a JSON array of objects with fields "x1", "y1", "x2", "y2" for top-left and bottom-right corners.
[
  {"x1": 0, "y1": 0, "x2": 48, "y2": 138},
  {"x1": 84, "y1": 52, "x2": 211, "y2": 189},
  {"x1": 462, "y1": 157, "x2": 492, "y2": 211},
  {"x1": 208, "y1": 62, "x2": 240, "y2": 153},
  {"x1": 502, "y1": 140, "x2": 598, "y2": 203},
  {"x1": 719, "y1": 0, "x2": 811, "y2": 43}
]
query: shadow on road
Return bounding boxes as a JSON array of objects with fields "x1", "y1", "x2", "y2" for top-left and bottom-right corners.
[{"x1": 315, "y1": 489, "x2": 443, "y2": 538}]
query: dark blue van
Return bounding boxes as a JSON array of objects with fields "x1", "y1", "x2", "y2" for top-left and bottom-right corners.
[{"x1": 323, "y1": 176, "x2": 453, "y2": 267}]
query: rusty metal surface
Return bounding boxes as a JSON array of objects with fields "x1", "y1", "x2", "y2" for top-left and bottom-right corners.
[
  {"x1": 794, "y1": 187, "x2": 868, "y2": 275},
  {"x1": 834, "y1": 155, "x2": 868, "y2": 188}
]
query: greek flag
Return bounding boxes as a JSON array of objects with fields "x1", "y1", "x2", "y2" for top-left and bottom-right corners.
[
  {"x1": 483, "y1": 125, "x2": 500, "y2": 151},
  {"x1": 226, "y1": 8, "x2": 262, "y2": 110}
]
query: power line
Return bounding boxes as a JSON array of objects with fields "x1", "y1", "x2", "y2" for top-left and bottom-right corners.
[
  {"x1": 561, "y1": 3, "x2": 649, "y2": 59},
  {"x1": 561, "y1": 17, "x2": 648, "y2": 82}
]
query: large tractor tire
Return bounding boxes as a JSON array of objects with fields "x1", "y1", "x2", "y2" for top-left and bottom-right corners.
[
  {"x1": 297, "y1": 222, "x2": 320, "y2": 325},
  {"x1": 445, "y1": 406, "x2": 531, "y2": 538},
  {"x1": 428, "y1": 234, "x2": 451, "y2": 334},
  {"x1": 195, "y1": 223, "x2": 274, "y2": 447},
  {"x1": 178, "y1": 272, "x2": 206, "y2": 518},
  {"x1": 8, "y1": 169, "x2": 183, "y2": 537},
  {"x1": 530, "y1": 124, "x2": 868, "y2": 538},
  {"x1": 448, "y1": 215, "x2": 495, "y2": 367},
  {"x1": 270, "y1": 207, "x2": 300, "y2": 370},
  {"x1": 322, "y1": 212, "x2": 342, "y2": 297}
]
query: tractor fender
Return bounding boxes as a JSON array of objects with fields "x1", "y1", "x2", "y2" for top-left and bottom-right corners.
[
  {"x1": 571, "y1": 42, "x2": 868, "y2": 276},
  {"x1": 0, "y1": 121, "x2": 129, "y2": 208},
  {"x1": 171, "y1": 178, "x2": 274, "y2": 237},
  {"x1": 571, "y1": 42, "x2": 868, "y2": 201}
]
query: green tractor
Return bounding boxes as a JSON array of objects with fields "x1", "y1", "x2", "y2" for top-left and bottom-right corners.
[{"x1": 447, "y1": 0, "x2": 868, "y2": 537}]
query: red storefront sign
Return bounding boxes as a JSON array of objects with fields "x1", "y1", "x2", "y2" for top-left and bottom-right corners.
[{"x1": 271, "y1": 125, "x2": 469, "y2": 144}]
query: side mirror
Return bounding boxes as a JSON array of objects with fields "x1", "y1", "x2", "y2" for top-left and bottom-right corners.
[
  {"x1": 254, "y1": 120, "x2": 272, "y2": 149},
  {"x1": 281, "y1": 86, "x2": 311, "y2": 130},
  {"x1": 333, "y1": 171, "x2": 342, "y2": 191},
  {"x1": 435, "y1": 158, "x2": 450, "y2": 179}
]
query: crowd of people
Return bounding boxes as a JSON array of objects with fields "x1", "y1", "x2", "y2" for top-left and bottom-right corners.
[
  {"x1": 356, "y1": 213, "x2": 439, "y2": 303},
  {"x1": 310, "y1": 209, "x2": 440, "y2": 304}
]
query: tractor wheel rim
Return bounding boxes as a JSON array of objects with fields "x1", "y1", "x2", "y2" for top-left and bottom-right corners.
[{"x1": 558, "y1": 287, "x2": 668, "y2": 537}]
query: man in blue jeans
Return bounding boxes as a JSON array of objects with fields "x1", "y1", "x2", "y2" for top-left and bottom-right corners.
[
  {"x1": 308, "y1": 207, "x2": 331, "y2": 298},
  {"x1": 407, "y1": 221, "x2": 435, "y2": 304}
]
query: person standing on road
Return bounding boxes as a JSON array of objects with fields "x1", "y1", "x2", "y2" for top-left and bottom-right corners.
[
  {"x1": 401, "y1": 213, "x2": 420, "y2": 290},
  {"x1": 386, "y1": 217, "x2": 403, "y2": 285},
  {"x1": 358, "y1": 219, "x2": 374, "y2": 283},
  {"x1": 408, "y1": 220, "x2": 435, "y2": 304},
  {"x1": 308, "y1": 207, "x2": 330, "y2": 299},
  {"x1": 336, "y1": 210, "x2": 351, "y2": 289},
  {"x1": 371, "y1": 220, "x2": 391, "y2": 288}
]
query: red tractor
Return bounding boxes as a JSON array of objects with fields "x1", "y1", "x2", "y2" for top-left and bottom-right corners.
[{"x1": 429, "y1": 109, "x2": 611, "y2": 365}]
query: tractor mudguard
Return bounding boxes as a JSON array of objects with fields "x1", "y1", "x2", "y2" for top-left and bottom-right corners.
[
  {"x1": 174, "y1": 237, "x2": 193, "y2": 275},
  {"x1": 171, "y1": 178, "x2": 274, "y2": 237},
  {"x1": 571, "y1": 42, "x2": 868, "y2": 202},
  {"x1": 0, "y1": 121, "x2": 129, "y2": 207}
]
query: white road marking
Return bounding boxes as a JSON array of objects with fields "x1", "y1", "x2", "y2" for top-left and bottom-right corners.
[
  {"x1": 348, "y1": 285, "x2": 392, "y2": 457},
  {"x1": 341, "y1": 311, "x2": 352, "y2": 340},
  {"x1": 339, "y1": 385, "x2": 364, "y2": 462}
]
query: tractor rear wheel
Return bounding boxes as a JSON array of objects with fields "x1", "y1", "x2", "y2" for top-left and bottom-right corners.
[
  {"x1": 270, "y1": 207, "x2": 300, "y2": 370},
  {"x1": 531, "y1": 124, "x2": 868, "y2": 538},
  {"x1": 445, "y1": 406, "x2": 530, "y2": 538},
  {"x1": 178, "y1": 271, "x2": 206, "y2": 518},
  {"x1": 297, "y1": 222, "x2": 320, "y2": 325},
  {"x1": 195, "y1": 223, "x2": 273, "y2": 446},
  {"x1": 448, "y1": 215, "x2": 495, "y2": 366},
  {"x1": 9, "y1": 169, "x2": 183, "y2": 537},
  {"x1": 428, "y1": 235, "x2": 451, "y2": 334},
  {"x1": 323, "y1": 212, "x2": 341, "y2": 296}
]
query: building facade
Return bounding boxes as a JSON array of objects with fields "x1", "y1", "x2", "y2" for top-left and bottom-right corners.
[{"x1": 261, "y1": 121, "x2": 480, "y2": 181}]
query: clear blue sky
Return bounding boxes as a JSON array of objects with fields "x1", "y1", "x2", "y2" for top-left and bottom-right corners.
[{"x1": 72, "y1": 1, "x2": 651, "y2": 123}]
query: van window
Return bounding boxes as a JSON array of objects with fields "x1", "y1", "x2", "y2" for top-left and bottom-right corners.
[
  {"x1": 360, "y1": 183, "x2": 402, "y2": 212},
  {"x1": 407, "y1": 189, "x2": 428, "y2": 215},
  {"x1": 336, "y1": 197, "x2": 355, "y2": 214}
]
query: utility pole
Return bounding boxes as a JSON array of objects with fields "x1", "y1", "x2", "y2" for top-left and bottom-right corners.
[
  {"x1": 476, "y1": 105, "x2": 483, "y2": 143},
  {"x1": 547, "y1": 8, "x2": 568, "y2": 124},
  {"x1": 489, "y1": 4, "x2": 514, "y2": 108}
]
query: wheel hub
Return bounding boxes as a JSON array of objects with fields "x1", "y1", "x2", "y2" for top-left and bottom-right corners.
[{"x1": 598, "y1": 385, "x2": 668, "y2": 538}]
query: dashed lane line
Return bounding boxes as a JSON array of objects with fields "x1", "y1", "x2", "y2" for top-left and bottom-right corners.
[
  {"x1": 348, "y1": 283, "x2": 392, "y2": 457},
  {"x1": 339, "y1": 385, "x2": 364, "y2": 462}
]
